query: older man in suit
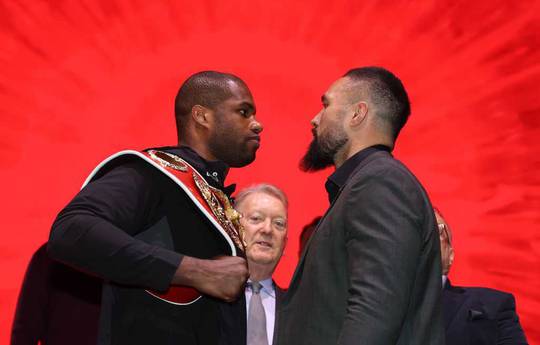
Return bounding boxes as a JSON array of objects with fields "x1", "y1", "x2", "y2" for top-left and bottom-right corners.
[
  {"x1": 276, "y1": 66, "x2": 444, "y2": 345},
  {"x1": 435, "y1": 209, "x2": 528, "y2": 345},
  {"x1": 220, "y1": 184, "x2": 288, "y2": 345}
]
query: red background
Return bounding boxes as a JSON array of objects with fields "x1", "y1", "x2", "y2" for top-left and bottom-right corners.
[{"x1": 1, "y1": 0, "x2": 539, "y2": 343}]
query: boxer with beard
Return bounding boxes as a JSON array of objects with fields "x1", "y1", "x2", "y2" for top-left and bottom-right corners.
[{"x1": 276, "y1": 67, "x2": 445, "y2": 345}]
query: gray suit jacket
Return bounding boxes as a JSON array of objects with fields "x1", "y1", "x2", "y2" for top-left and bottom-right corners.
[{"x1": 276, "y1": 151, "x2": 445, "y2": 345}]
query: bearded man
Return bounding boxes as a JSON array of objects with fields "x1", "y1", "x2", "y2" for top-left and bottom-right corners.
[
  {"x1": 48, "y1": 71, "x2": 262, "y2": 344},
  {"x1": 275, "y1": 67, "x2": 445, "y2": 345}
]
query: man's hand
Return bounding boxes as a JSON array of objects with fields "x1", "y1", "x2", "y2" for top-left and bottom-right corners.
[{"x1": 172, "y1": 256, "x2": 249, "y2": 302}]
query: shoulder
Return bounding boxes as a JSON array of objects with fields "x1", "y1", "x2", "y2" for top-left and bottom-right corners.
[
  {"x1": 455, "y1": 286, "x2": 517, "y2": 309},
  {"x1": 460, "y1": 286, "x2": 514, "y2": 299},
  {"x1": 348, "y1": 152, "x2": 420, "y2": 187},
  {"x1": 345, "y1": 152, "x2": 428, "y2": 208},
  {"x1": 86, "y1": 150, "x2": 168, "y2": 187}
]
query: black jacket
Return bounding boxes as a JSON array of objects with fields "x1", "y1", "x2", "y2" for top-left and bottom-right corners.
[
  {"x1": 443, "y1": 280, "x2": 528, "y2": 345},
  {"x1": 276, "y1": 150, "x2": 445, "y2": 345}
]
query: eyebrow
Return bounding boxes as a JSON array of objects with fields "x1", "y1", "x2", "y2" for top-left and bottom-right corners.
[{"x1": 239, "y1": 101, "x2": 256, "y2": 114}]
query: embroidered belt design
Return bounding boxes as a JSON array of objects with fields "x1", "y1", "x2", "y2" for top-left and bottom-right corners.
[{"x1": 146, "y1": 150, "x2": 246, "y2": 253}]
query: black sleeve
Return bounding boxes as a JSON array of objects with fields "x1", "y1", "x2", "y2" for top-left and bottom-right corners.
[
  {"x1": 48, "y1": 160, "x2": 182, "y2": 291},
  {"x1": 338, "y1": 169, "x2": 424, "y2": 345},
  {"x1": 11, "y1": 245, "x2": 49, "y2": 345},
  {"x1": 497, "y1": 293, "x2": 529, "y2": 345}
]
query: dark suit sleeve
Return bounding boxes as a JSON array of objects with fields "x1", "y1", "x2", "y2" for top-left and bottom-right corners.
[
  {"x1": 48, "y1": 161, "x2": 182, "y2": 291},
  {"x1": 337, "y1": 168, "x2": 424, "y2": 345},
  {"x1": 11, "y1": 245, "x2": 50, "y2": 345},
  {"x1": 497, "y1": 294, "x2": 528, "y2": 345}
]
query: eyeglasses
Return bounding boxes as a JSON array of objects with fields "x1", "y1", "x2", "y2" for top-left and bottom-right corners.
[{"x1": 438, "y1": 223, "x2": 452, "y2": 244}]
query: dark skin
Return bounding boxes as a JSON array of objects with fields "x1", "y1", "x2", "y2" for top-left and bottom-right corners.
[
  {"x1": 179, "y1": 80, "x2": 262, "y2": 165},
  {"x1": 173, "y1": 80, "x2": 263, "y2": 302}
]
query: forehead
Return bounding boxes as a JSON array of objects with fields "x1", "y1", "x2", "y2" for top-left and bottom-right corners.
[
  {"x1": 225, "y1": 80, "x2": 254, "y2": 102},
  {"x1": 219, "y1": 80, "x2": 256, "y2": 113},
  {"x1": 324, "y1": 77, "x2": 356, "y2": 101},
  {"x1": 238, "y1": 192, "x2": 286, "y2": 214}
]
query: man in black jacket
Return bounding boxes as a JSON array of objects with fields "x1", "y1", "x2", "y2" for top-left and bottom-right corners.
[
  {"x1": 276, "y1": 66, "x2": 444, "y2": 345},
  {"x1": 48, "y1": 71, "x2": 263, "y2": 344},
  {"x1": 11, "y1": 243, "x2": 101, "y2": 345},
  {"x1": 436, "y1": 209, "x2": 529, "y2": 345}
]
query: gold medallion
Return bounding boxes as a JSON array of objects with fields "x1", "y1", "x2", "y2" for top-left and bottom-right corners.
[
  {"x1": 193, "y1": 173, "x2": 246, "y2": 252},
  {"x1": 148, "y1": 150, "x2": 188, "y2": 172}
]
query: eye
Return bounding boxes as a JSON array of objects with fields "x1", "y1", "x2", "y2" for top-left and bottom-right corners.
[
  {"x1": 273, "y1": 219, "x2": 287, "y2": 230},
  {"x1": 239, "y1": 109, "x2": 249, "y2": 117},
  {"x1": 248, "y1": 215, "x2": 263, "y2": 223}
]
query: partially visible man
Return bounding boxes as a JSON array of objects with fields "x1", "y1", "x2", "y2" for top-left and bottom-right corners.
[
  {"x1": 48, "y1": 71, "x2": 262, "y2": 344},
  {"x1": 220, "y1": 184, "x2": 288, "y2": 345},
  {"x1": 298, "y1": 216, "x2": 321, "y2": 258},
  {"x1": 11, "y1": 243, "x2": 101, "y2": 345},
  {"x1": 276, "y1": 66, "x2": 444, "y2": 345},
  {"x1": 436, "y1": 209, "x2": 529, "y2": 345}
]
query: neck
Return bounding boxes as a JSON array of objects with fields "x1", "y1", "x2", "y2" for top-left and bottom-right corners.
[
  {"x1": 334, "y1": 135, "x2": 393, "y2": 169},
  {"x1": 248, "y1": 261, "x2": 275, "y2": 282},
  {"x1": 178, "y1": 137, "x2": 217, "y2": 162}
]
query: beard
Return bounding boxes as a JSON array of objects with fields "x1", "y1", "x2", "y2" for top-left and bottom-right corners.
[{"x1": 300, "y1": 127, "x2": 348, "y2": 172}]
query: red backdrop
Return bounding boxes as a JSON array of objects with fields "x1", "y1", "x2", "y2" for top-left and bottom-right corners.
[{"x1": 1, "y1": 0, "x2": 539, "y2": 343}]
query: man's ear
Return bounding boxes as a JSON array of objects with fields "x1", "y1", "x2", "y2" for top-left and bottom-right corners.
[
  {"x1": 191, "y1": 105, "x2": 212, "y2": 129},
  {"x1": 350, "y1": 101, "x2": 368, "y2": 127}
]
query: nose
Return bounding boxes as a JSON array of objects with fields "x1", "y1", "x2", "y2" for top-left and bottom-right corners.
[
  {"x1": 250, "y1": 118, "x2": 263, "y2": 134},
  {"x1": 310, "y1": 111, "x2": 321, "y2": 128},
  {"x1": 259, "y1": 219, "x2": 272, "y2": 234}
]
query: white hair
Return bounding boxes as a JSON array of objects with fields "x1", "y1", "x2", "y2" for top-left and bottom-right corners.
[{"x1": 234, "y1": 183, "x2": 288, "y2": 210}]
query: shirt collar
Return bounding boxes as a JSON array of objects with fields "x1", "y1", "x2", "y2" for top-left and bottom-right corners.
[
  {"x1": 325, "y1": 145, "x2": 391, "y2": 203},
  {"x1": 247, "y1": 277, "x2": 275, "y2": 298},
  {"x1": 155, "y1": 145, "x2": 236, "y2": 196}
]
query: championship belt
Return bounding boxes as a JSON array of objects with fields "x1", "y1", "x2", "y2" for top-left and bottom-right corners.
[
  {"x1": 81, "y1": 149, "x2": 245, "y2": 305},
  {"x1": 144, "y1": 149, "x2": 246, "y2": 253}
]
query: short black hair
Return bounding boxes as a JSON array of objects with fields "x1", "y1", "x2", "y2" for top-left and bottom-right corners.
[
  {"x1": 174, "y1": 71, "x2": 246, "y2": 136},
  {"x1": 344, "y1": 67, "x2": 410, "y2": 139}
]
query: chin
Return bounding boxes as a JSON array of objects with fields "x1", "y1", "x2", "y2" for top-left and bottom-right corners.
[
  {"x1": 229, "y1": 153, "x2": 256, "y2": 168},
  {"x1": 250, "y1": 253, "x2": 275, "y2": 265}
]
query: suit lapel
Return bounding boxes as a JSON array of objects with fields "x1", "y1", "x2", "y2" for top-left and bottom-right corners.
[
  {"x1": 273, "y1": 284, "x2": 284, "y2": 345},
  {"x1": 286, "y1": 151, "x2": 391, "y2": 299},
  {"x1": 443, "y1": 280, "x2": 468, "y2": 330},
  {"x1": 241, "y1": 292, "x2": 247, "y2": 345}
]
